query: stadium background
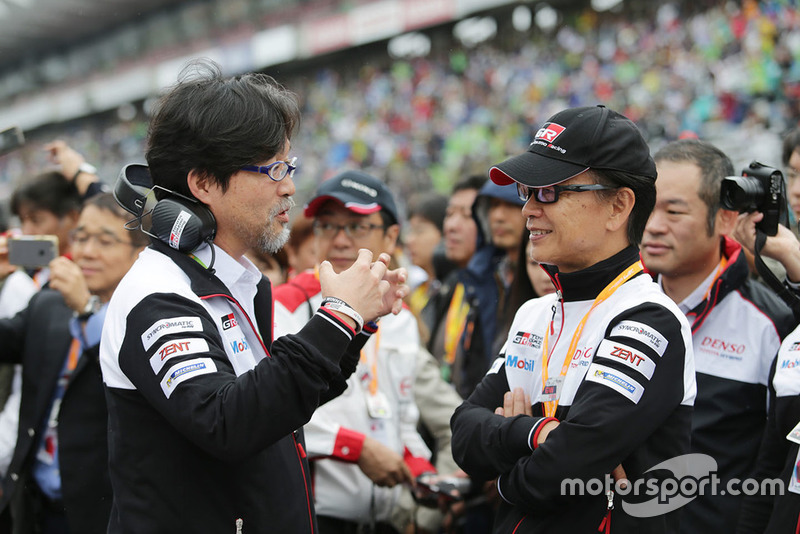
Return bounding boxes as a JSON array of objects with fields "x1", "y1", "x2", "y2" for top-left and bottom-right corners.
[{"x1": 0, "y1": 0, "x2": 797, "y2": 222}]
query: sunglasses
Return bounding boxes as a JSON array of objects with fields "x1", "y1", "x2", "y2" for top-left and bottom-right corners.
[{"x1": 517, "y1": 182, "x2": 617, "y2": 203}]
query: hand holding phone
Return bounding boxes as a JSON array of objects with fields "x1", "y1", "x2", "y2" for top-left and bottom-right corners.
[{"x1": 7, "y1": 235, "x2": 59, "y2": 268}]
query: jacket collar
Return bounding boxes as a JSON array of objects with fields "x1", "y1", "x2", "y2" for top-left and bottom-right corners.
[
  {"x1": 683, "y1": 236, "x2": 748, "y2": 332},
  {"x1": 542, "y1": 246, "x2": 642, "y2": 302}
]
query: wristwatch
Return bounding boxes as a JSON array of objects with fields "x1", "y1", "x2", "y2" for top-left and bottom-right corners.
[
  {"x1": 71, "y1": 162, "x2": 97, "y2": 183},
  {"x1": 77, "y1": 295, "x2": 102, "y2": 320}
]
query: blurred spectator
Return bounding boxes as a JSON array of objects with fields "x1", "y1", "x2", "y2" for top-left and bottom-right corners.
[
  {"x1": 274, "y1": 171, "x2": 460, "y2": 534},
  {"x1": 421, "y1": 175, "x2": 483, "y2": 386},
  {"x1": 781, "y1": 127, "x2": 800, "y2": 228},
  {"x1": 404, "y1": 193, "x2": 451, "y2": 321},
  {"x1": 246, "y1": 247, "x2": 289, "y2": 285},
  {"x1": 424, "y1": 178, "x2": 524, "y2": 399},
  {"x1": 285, "y1": 214, "x2": 318, "y2": 279},
  {"x1": 0, "y1": 192, "x2": 148, "y2": 534},
  {"x1": 640, "y1": 139, "x2": 795, "y2": 533}
]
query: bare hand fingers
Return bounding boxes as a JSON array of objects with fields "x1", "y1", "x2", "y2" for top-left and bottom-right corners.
[{"x1": 512, "y1": 388, "x2": 527, "y2": 417}]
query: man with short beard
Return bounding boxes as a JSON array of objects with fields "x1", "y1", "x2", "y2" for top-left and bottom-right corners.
[{"x1": 99, "y1": 60, "x2": 409, "y2": 533}]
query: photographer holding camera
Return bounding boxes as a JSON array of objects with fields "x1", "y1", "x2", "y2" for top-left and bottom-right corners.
[{"x1": 640, "y1": 139, "x2": 795, "y2": 534}]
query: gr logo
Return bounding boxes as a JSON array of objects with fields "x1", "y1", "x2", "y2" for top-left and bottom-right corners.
[{"x1": 221, "y1": 313, "x2": 238, "y2": 331}]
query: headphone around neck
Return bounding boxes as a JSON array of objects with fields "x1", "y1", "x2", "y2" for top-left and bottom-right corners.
[{"x1": 113, "y1": 163, "x2": 216, "y2": 253}]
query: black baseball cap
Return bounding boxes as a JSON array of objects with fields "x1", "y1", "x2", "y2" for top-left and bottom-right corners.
[
  {"x1": 304, "y1": 170, "x2": 399, "y2": 225},
  {"x1": 489, "y1": 105, "x2": 656, "y2": 188}
]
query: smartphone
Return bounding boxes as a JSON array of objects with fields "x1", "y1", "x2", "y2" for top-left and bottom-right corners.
[
  {"x1": 0, "y1": 126, "x2": 24, "y2": 157},
  {"x1": 8, "y1": 235, "x2": 59, "y2": 267}
]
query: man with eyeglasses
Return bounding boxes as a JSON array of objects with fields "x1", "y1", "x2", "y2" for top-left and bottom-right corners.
[
  {"x1": 639, "y1": 139, "x2": 794, "y2": 534},
  {"x1": 0, "y1": 193, "x2": 147, "y2": 534},
  {"x1": 451, "y1": 105, "x2": 697, "y2": 534},
  {"x1": 273, "y1": 170, "x2": 462, "y2": 534},
  {"x1": 99, "y1": 61, "x2": 408, "y2": 534}
]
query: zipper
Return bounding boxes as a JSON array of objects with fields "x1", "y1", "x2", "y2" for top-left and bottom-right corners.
[
  {"x1": 598, "y1": 490, "x2": 614, "y2": 533},
  {"x1": 293, "y1": 430, "x2": 315, "y2": 533}
]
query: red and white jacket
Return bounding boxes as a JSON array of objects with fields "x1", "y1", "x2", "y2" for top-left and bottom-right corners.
[{"x1": 274, "y1": 271, "x2": 435, "y2": 524}]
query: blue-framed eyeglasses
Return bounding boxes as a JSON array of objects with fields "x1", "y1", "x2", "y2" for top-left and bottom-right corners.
[
  {"x1": 517, "y1": 182, "x2": 617, "y2": 203},
  {"x1": 240, "y1": 157, "x2": 298, "y2": 182}
]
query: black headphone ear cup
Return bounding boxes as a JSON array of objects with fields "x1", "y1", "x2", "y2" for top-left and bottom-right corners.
[{"x1": 150, "y1": 198, "x2": 216, "y2": 252}]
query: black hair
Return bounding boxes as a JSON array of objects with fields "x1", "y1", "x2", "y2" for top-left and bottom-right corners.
[
  {"x1": 146, "y1": 59, "x2": 301, "y2": 199},
  {"x1": 783, "y1": 127, "x2": 800, "y2": 167},
  {"x1": 591, "y1": 168, "x2": 656, "y2": 246},
  {"x1": 408, "y1": 193, "x2": 449, "y2": 232},
  {"x1": 83, "y1": 192, "x2": 149, "y2": 247},
  {"x1": 653, "y1": 139, "x2": 734, "y2": 235},
  {"x1": 10, "y1": 171, "x2": 81, "y2": 218},
  {"x1": 452, "y1": 174, "x2": 487, "y2": 195}
]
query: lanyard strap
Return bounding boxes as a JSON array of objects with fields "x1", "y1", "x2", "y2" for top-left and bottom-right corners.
[
  {"x1": 360, "y1": 329, "x2": 382, "y2": 395},
  {"x1": 443, "y1": 283, "x2": 470, "y2": 365},
  {"x1": 540, "y1": 261, "x2": 643, "y2": 417}
]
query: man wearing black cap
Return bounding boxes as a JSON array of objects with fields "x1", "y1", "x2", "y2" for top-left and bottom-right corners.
[
  {"x1": 274, "y1": 170, "x2": 462, "y2": 534},
  {"x1": 451, "y1": 105, "x2": 697, "y2": 533}
]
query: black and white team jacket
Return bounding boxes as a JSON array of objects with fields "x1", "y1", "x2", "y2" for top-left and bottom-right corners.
[
  {"x1": 670, "y1": 237, "x2": 795, "y2": 534},
  {"x1": 451, "y1": 246, "x2": 696, "y2": 534},
  {"x1": 99, "y1": 240, "x2": 366, "y2": 534}
]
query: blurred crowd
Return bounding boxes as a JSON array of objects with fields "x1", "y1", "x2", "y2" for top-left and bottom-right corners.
[{"x1": 2, "y1": 0, "x2": 800, "y2": 207}]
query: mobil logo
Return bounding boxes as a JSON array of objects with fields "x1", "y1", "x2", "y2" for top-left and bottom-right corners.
[
  {"x1": 230, "y1": 338, "x2": 250, "y2": 354},
  {"x1": 506, "y1": 354, "x2": 536, "y2": 372}
]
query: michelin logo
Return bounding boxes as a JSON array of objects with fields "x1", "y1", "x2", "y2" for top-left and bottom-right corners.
[
  {"x1": 142, "y1": 316, "x2": 202, "y2": 351},
  {"x1": 586, "y1": 363, "x2": 643, "y2": 404},
  {"x1": 160, "y1": 357, "x2": 216, "y2": 398}
]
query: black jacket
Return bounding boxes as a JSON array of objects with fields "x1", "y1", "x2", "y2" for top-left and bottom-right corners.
[
  {"x1": 451, "y1": 247, "x2": 696, "y2": 533},
  {"x1": 100, "y1": 241, "x2": 365, "y2": 533},
  {"x1": 0, "y1": 289, "x2": 111, "y2": 534}
]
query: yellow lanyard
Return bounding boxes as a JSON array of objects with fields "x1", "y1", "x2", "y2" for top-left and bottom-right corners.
[
  {"x1": 443, "y1": 283, "x2": 470, "y2": 365},
  {"x1": 700, "y1": 256, "x2": 728, "y2": 302},
  {"x1": 540, "y1": 261, "x2": 643, "y2": 417},
  {"x1": 360, "y1": 329, "x2": 382, "y2": 396}
]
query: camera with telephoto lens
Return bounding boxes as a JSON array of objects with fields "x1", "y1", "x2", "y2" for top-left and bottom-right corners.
[{"x1": 720, "y1": 161, "x2": 787, "y2": 236}]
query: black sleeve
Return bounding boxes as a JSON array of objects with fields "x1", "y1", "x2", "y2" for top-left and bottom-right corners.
[
  {"x1": 119, "y1": 292, "x2": 353, "y2": 461},
  {"x1": 498, "y1": 303, "x2": 690, "y2": 511},
  {"x1": 737, "y1": 359, "x2": 787, "y2": 533},
  {"x1": 451, "y1": 356, "x2": 547, "y2": 482}
]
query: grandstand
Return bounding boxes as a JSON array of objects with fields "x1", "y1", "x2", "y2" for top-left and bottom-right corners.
[{"x1": 0, "y1": 0, "x2": 797, "y2": 215}]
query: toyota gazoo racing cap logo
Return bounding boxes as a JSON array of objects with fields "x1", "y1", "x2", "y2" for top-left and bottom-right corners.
[{"x1": 533, "y1": 123, "x2": 566, "y2": 144}]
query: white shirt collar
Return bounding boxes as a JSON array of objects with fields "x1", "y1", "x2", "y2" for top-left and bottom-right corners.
[
  {"x1": 192, "y1": 243, "x2": 263, "y2": 322},
  {"x1": 659, "y1": 265, "x2": 720, "y2": 315}
]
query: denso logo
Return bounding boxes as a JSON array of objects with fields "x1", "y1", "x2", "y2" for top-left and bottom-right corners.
[
  {"x1": 158, "y1": 340, "x2": 191, "y2": 361},
  {"x1": 512, "y1": 331, "x2": 543, "y2": 349},
  {"x1": 221, "y1": 313, "x2": 238, "y2": 331},
  {"x1": 701, "y1": 337, "x2": 745, "y2": 354},
  {"x1": 534, "y1": 123, "x2": 566, "y2": 143},
  {"x1": 506, "y1": 355, "x2": 536, "y2": 372},
  {"x1": 230, "y1": 338, "x2": 249, "y2": 354}
]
